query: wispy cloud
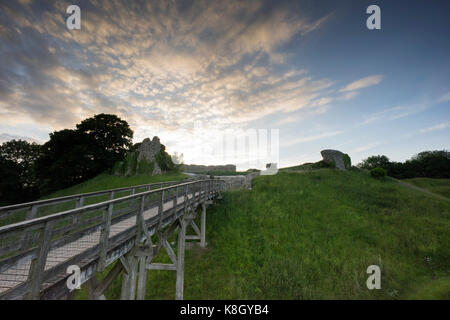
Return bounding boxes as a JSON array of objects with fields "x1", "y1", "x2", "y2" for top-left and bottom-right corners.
[
  {"x1": 437, "y1": 92, "x2": 450, "y2": 103},
  {"x1": 351, "y1": 142, "x2": 382, "y2": 153},
  {"x1": 0, "y1": 0, "x2": 336, "y2": 138},
  {"x1": 340, "y1": 75, "x2": 383, "y2": 92},
  {"x1": 282, "y1": 130, "x2": 343, "y2": 147},
  {"x1": 360, "y1": 103, "x2": 429, "y2": 126},
  {"x1": 420, "y1": 121, "x2": 450, "y2": 133},
  {"x1": 0, "y1": 133, "x2": 40, "y2": 144}
]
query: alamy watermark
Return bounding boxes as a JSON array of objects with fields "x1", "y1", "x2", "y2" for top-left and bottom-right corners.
[
  {"x1": 66, "y1": 265, "x2": 81, "y2": 290},
  {"x1": 66, "y1": 5, "x2": 81, "y2": 30},
  {"x1": 366, "y1": 265, "x2": 381, "y2": 290},
  {"x1": 366, "y1": 5, "x2": 381, "y2": 30},
  {"x1": 192, "y1": 122, "x2": 279, "y2": 174}
]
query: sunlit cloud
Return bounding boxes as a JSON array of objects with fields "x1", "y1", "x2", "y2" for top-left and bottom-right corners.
[
  {"x1": 340, "y1": 75, "x2": 383, "y2": 92},
  {"x1": 360, "y1": 103, "x2": 430, "y2": 126},
  {"x1": 437, "y1": 92, "x2": 450, "y2": 103},
  {"x1": 419, "y1": 121, "x2": 450, "y2": 133},
  {"x1": 282, "y1": 130, "x2": 343, "y2": 147}
]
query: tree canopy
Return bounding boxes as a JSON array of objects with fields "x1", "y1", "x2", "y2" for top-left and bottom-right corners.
[
  {"x1": 357, "y1": 150, "x2": 450, "y2": 179},
  {"x1": 0, "y1": 140, "x2": 41, "y2": 205}
]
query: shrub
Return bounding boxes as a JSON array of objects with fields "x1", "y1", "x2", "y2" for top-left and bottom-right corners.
[
  {"x1": 370, "y1": 167, "x2": 387, "y2": 179},
  {"x1": 343, "y1": 154, "x2": 352, "y2": 169},
  {"x1": 312, "y1": 160, "x2": 334, "y2": 169}
]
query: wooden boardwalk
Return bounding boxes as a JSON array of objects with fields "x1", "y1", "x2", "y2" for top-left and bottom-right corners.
[{"x1": 0, "y1": 179, "x2": 224, "y2": 299}]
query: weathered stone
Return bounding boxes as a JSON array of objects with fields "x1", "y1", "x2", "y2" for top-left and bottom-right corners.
[
  {"x1": 138, "y1": 137, "x2": 161, "y2": 162},
  {"x1": 152, "y1": 162, "x2": 162, "y2": 175},
  {"x1": 181, "y1": 164, "x2": 236, "y2": 173},
  {"x1": 320, "y1": 149, "x2": 351, "y2": 170}
]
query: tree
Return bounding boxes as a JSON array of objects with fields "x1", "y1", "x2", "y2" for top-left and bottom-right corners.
[
  {"x1": 76, "y1": 113, "x2": 133, "y2": 170},
  {"x1": 35, "y1": 129, "x2": 100, "y2": 193},
  {"x1": 409, "y1": 150, "x2": 450, "y2": 178},
  {"x1": 0, "y1": 157, "x2": 23, "y2": 205},
  {"x1": 155, "y1": 144, "x2": 175, "y2": 171},
  {"x1": 357, "y1": 155, "x2": 390, "y2": 170},
  {"x1": 171, "y1": 152, "x2": 184, "y2": 165},
  {"x1": 0, "y1": 140, "x2": 41, "y2": 204},
  {"x1": 35, "y1": 114, "x2": 133, "y2": 194}
]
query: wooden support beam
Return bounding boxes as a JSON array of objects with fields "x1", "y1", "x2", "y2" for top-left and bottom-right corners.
[
  {"x1": 28, "y1": 221, "x2": 54, "y2": 300},
  {"x1": 127, "y1": 256, "x2": 139, "y2": 300},
  {"x1": 201, "y1": 203, "x2": 206, "y2": 247},
  {"x1": 136, "y1": 256, "x2": 147, "y2": 300},
  {"x1": 175, "y1": 218, "x2": 186, "y2": 300},
  {"x1": 147, "y1": 263, "x2": 177, "y2": 271},
  {"x1": 190, "y1": 220, "x2": 201, "y2": 237},
  {"x1": 91, "y1": 261, "x2": 123, "y2": 298}
]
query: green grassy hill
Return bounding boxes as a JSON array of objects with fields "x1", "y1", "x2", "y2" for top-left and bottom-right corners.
[
  {"x1": 75, "y1": 169, "x2": 449, "y2": 300},
  {"x1": 45, "y1": 172, "x2": 188, "y2": 199},
  {"x1": 402, "y1": 178, "x2": 450, "y2": 199},
  {"x1": 0, "y1": 172, "x2": 189, "y2": 227}
]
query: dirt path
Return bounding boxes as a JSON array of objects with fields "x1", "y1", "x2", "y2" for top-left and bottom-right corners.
[{"x1": 388, "y1": 177, "x2": 450, "y2": 202}]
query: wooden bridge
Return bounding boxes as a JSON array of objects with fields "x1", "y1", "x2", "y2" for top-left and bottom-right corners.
[{"x1": 0, "y1": 179, "x2": 225, "y2": 300}]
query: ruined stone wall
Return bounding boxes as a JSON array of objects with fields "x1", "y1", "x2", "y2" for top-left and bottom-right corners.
[{"x1": 181, "y1": 164, "x2": 236, "y2": 173}]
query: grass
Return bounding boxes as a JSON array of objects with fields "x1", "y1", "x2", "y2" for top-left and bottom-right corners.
[
  {"x1": 44, "y1": 171, "x2": 188, "y2": 199},
  {"x1": 402, "y1": 178, "x2": 450, "y2": 199},
  {"x1": 0, "y1": 172, "x2": 188, "y2": 227},
  {"x1": 77, "y1": 169, "x2": 449, "y2": 300},
  {"x1": 205, "y1": 170, "x2": 257, "y2": 176}
]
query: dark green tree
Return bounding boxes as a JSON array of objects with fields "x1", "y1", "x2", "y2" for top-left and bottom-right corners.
[
  {"x1": 0, "y1": 140, "x2": 41, "y2": 204},
  {"x1": 357, "y1": 155, "x2": 391, "y2": 170},
  {"x1": 36, "y1": 114, "x2": 133, "y2": 193},
  {"x1": 155, "y1": 144, "x2": 175, "y2": 172},
  {"x1": 35, "y1": 129, "x2": 101, "y2": 193},
  {"x1": 76, "y1": 113, "x2": 133, "y2": 170}
]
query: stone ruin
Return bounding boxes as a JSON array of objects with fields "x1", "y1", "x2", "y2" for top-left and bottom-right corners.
[
  {"x1": 320, "y1": 149, "x2": 351, "y2": 170},
  {"x1": 137, "y1": 137, "x2": 162, "y2": 175},
  {"x1": 114, "y1": 136, "x2": 164, "y2": 176},
  {"x1": 181, "y1": 164, "x2": 236, "y2": 173}
]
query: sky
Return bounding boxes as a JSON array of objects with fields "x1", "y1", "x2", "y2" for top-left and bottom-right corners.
[{"x1": 0, "y1": 0, "x2": 449, "y2": 170}]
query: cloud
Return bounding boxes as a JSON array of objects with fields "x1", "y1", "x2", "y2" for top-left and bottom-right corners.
[
  {"x1": 340, "y1": 91, "x2": 359, "y2": 100},
  {"x1": 437, "y1": 92, "x2": 450, "y2": 103},
  {"x1": 351, "y1": 142, "x2": 382, "y2": 153},
  {"x1": 0, "y1": 0, "x2": 337, "y2": 139},
  {"x1": 283, "y1": 130, "x2": 343, "y2": 147},
  {"x1": 361, "y1": 103, "x2": 429, "y2": 126},
  {"x1": 420, "y1": 122, "x2": 450, "y2": 133},
  {"x1": 0, "y1": 133, "x2": 40, "y2": 144},
  {"x1": 340, "y1": 75, "x2": 383, "y2": 92}
]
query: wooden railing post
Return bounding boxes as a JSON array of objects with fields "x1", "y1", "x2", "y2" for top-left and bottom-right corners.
[
  {"x1": 158, "y1": 190, "x2": 165, "y2": 228},
  {"x1": 26, "y1": 205, "x2": 38, "y2": 221},
  {"x1": 28, "y1": 221, "x2": 55, "y2": 299},
  {"x1": 174, "y1": 186, "x2": 179, "y2": 210},
  {"x1": 99, "y1": 203, "x2": 113, "y2": 271},
  {"x1": 200, "y1": 203, "x2": 206, "y2": 247},
  {"x1": 73, "y1": 197, "x2": 84, "y2": 225},
  {"x1": 175, "y1": 217, "x2": 186, "y2": 300},
  {"x1": 184, "y1": 184, "x2": 189, "y2": 212}
]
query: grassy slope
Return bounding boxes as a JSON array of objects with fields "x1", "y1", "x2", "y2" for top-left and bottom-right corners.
[
  {"x1": 402, "y1": 178, "x2": 450, "y2": 199},
  {"x1": 45, "y1": 172, "x2": 188, "y2": 199},
  {"x1": 79, "y1": 169, "x2": 449, "y2": 300},
  {"x1": 0, "y1": 172, "x2": 188, "y2": 227}
]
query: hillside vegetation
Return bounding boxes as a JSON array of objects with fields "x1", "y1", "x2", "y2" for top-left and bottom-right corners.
[
  {"x1": 402, "y1": 178, "x2": 450, "y2": 199},
  {"x1": 0, "y1": 172, "x2": 188, "y2": 227},
  {"x1": 78, "y1": 169, "x2": 449, "y2": 300},
  {"x1": 45, "y1": 172, "x2": 188, "y2": 199}
]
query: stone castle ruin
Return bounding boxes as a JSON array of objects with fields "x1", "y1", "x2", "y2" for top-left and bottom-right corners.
[
  {"x1": 320, "y1": 149, "x2": 352, "y2": 170},
  {"x1": 181, "y1": 164, "x2": 236, "y2": 173},
  {"x1": 113, "y1": 136, "x2": 165, "y2": 176}
]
